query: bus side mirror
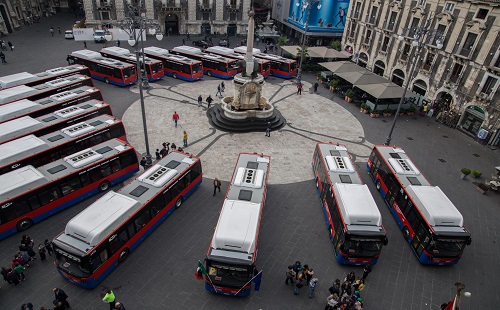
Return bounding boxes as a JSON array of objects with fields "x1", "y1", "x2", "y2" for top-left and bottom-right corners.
[
  {"x1": 383, "y1": 236, "x2": 389, "y2": 246},
  {"x1": 466, "y1": 238, "x2": 472, "y2": 245}
]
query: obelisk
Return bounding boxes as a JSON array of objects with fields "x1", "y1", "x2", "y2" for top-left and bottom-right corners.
[{"x1": 245, "y1": 11, "x2": 256, "y2": 77}]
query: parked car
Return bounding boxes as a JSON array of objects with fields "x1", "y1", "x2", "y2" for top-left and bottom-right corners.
[
  {"x1": 192, "y1": 40, "x2": 210, "y2": 49},
  {"x1": 219, "y1": 39, "x2": 229, "y2": 47},
  {"x1": 64, "y1": 30, "x2": 74, "y2": 39},
  {"x1": 94, "y1": 30, "x2": 106, "y2": 43}
]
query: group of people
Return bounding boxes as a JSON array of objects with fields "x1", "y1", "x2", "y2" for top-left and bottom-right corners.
[
  {"x1": 324, "y1": 265, "x2": 372, "y2": 310},
  {"x1": 0, "y1": 39, "x2": 14, "y2": 64},
  {"x1": 1, "y1": 235, "x2": 53, "y2": 287},
  {"x1": 285, "y1": 261, "x2": 319, "y2": 298},
  {"x1": 215, "y1": 81, "x2": 226, "y2": 97}
]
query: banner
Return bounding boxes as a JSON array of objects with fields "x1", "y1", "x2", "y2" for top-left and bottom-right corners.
[
  {"x1": 73, "y1": 28, "x2": 94, "y2": 41},
  {"x1": 288, "y1": 0, "x2": 351, "y2": 33}
]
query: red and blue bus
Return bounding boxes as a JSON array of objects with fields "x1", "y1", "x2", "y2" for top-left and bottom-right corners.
[
  {"x1": 100, "y1": 47, "x2": 164, "y2": 82},
  {"x1": 205, "y1": 46, "x2": 271, "y2": 78},
  {"x1": 0, "y1": 100, "x2": 112, "y2": 145},
  {"x1": 68, "y1": 50, "x2": 137, "y2": 86},
  {"x1": 0, "y1": 86, "x2": 102, "y2": 124},
  {"x1": 367, "y1": 145, "x2": 472, "y2": 265},
  {"x1": 0, "y1": 75, "x2": 94, "y2": 105},
  {"x1": 171, "y1": 46, "x2": 238, "y2": 79},
  {"x1": 204, "y1": 152, "x2": 270, "y2": 296},
  {"x1": 53, "y1": 151, "x2": 202, "y2": 288},
  {"x1": 143, "y1": 46, "x2": 203, "y2": 81},
  {"x1": 0, "y1": 114, "x2": 126, "y2": 175},
  {"x1": 312, "y1": 143, "x2": 388, "y2": 265},
  {"x1": 234, "y1": 47, "x2": 297, "y2": 79},
  {"x1": 0, "y1": 65, "x2": 91, "y2": 89},
  {"x1": 0, "y1": 138, "x2": 139, "y2": 239}
]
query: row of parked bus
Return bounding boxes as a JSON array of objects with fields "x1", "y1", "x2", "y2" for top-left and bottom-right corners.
[{"x1": 64, "y1": 45, "x2": 298, "y2": 86}]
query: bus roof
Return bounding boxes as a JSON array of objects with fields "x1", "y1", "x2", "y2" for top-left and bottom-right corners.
[
  {"x1": 0, "y1": 85, "x2": 38, "y2": 105},
  {"x1": 0, "y1": 72, "x2": 37, "y2": 89},
  {"x1": 100, "y1": 47, "x2": 160, "y2": 64},
  {"x1": 234, "y1": 46, "x2": 262, "y2": 54},
  {"x1": 210, "y1": 153, "x2": 270, "y2": 261},
  {"x1": 0, "y1": 116, "x2": 43, "y2": 142},
  {"x1": 205, "y1": 46, "x2": 269, "y2": 63},
  {"x1": 0, "y1": 99, "x2": 39, "y2": 122},
  {"x1": 318, "y1": 143, "x2": 363, "y2": 185},
  {"x1": 334, "y1": 183, "x2": 382, "y2": 229},
  {"x1": 406, "y1": 185, "x2": 464, "y2": 227},
  {"x1": 70, "y1": 50, "x2": 134, "y2": 68},
  {"x1": 143, "y1": 46, "x2": 170, "y2": 57},
  {"x1": 172, "y1": 46, "x2": 236, "y2": 62},
  {"x1": 58, "y1": 151, "x2": 199, "y2": 251},
  {"x1": 0, "y1": 139, "x2": 131, "y2": 202},
  {"x1": 0, "y1": 135, "x2": 49, "y2": 166}
]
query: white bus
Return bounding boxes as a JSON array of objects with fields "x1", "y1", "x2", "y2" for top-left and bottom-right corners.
[{"x1": 0, "y1": 65, "x2": 91, "y2": 89}]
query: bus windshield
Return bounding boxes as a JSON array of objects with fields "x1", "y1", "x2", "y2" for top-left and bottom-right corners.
[
  {"x1": 151, "y1": 62, "x2": 163, "y2": 74},
  {"x1": 192, "y1": 63, "x2": 202, "y2": 74},
  {"x1": 262, "y1": 62, "x2": 270, "y2": 72},
  {"x1": 343, "y1": 237, "x2": 383, "y2": 257},
  {"x1": 54, "y1": 246, "x2": 90, "y2": 278},
  {"x1": 428, "y1": 238, "x2": 467, "y2": 257},
  {"x1": 291, "y1": 62, "x2": 297, "y2": 71},
  {"x1": 123, "y1": 67, "x2": 136, "y2": 78},
  {"x1": 208, "y1": 262, "x2": 252, "y2": 287}
]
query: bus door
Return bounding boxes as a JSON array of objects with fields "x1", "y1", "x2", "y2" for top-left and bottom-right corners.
[
  {"x1": 384, "y1": 176, "x2": 400, "y2": 205},
  {"x1": 369, "y1": 155, "x2": 381, "y2": 179},
  {"x1": 411, "y1": 224, "x2": 430, "y2": 257},
  {"x1": 334, "y1": 226, "x2": 344, "y2": 255}
]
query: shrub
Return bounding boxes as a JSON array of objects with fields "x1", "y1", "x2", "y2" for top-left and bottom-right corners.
[
  {"x1": 345, "y1": 89, "x2": 355, "y2": 98},
  {"x1": 361, "y1": 103, "x2": 369, "y2": 110},
  {"x1": 330, "y1": 79, "x2": 339, "y2": 88},
  {"x1": 461, "y1": 168, "x2": 471, "y2": 175},
  {"x1": 472, "y1": 170, "x2": 482, "y2": 178},
  {"x1": 407, "y1": 106, "x2": 416, "y2": 113}
]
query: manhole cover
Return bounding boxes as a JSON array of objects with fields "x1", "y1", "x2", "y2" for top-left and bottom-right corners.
[
  {"x1": 443, "y1": 135, "x2": 449, "y2": 138},
  {"x1": 473, "y1": 153, "x2": 480, "y2": 157},
  {"x1": 407, "y1": 137, "x2": 414, "y2": 140},
  {"x1": 438, "y1": 158, "x2": 446, "y2": 163}
]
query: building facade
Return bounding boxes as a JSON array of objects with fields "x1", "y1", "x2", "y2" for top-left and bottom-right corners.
[
  {"x1": 82, "y1": 0, "x2": 258, "y2": 36},
  {"x1": 342, "y1": 0, "x2": 499, "y2": 145}
]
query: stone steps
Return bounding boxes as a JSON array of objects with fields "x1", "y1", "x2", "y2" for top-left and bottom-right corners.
[{"x1": 207, "y1": 104, "x2": 287, "y2": 133}]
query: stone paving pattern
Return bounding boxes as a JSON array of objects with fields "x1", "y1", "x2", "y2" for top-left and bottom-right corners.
[{"x1": 0, "y1": 14, "x2": 498, "y2": 310}]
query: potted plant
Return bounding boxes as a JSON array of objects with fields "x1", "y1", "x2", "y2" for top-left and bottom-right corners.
[
  {"x1": 329, "y1": 79, "x2": 339, "y2": 92},
  {"x1": 460, "y1": 168, "x2": 471, "y2": 180},
  {"x1": 407, "y1": 106, "x2": 416, "y2": 116},
  {"x1": 383, "y1": 107, "x2": 392, "y2": 117},
  {"x1": 345, "y1": 89, "x2": 355, "y2": 103},
  {"x1": 370, "y1": 109, "x2": 380, "y2": 118},
  {"x1": 472, "y1": 170, "x2": 482, "y2": 178},
  {"x1": 360, "y1": 103, "x2": 370, "y2": 113},
  {"x1": 476, "y1": 183, "x2": 489, "y2": 195},
  {"x1": 399, "y1": 108, "x2": 406, "y2": 116}
]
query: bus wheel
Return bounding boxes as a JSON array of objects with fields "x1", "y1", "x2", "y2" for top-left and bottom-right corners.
[
  {"x1": 207, "y1": 71, "x2": 212, "y2": 76},
  {"x1": 402, "y1": 227, "x2": 410, "y2": 239},
  {"x1": 104, "y1": 77, "x2": 110, "y2": 84},
  {"x1": 118, "y1": 248, "x2": 129, "y2": 263},
  {"x1": 99, "y1": 181, "x2": 110, "y2": 192},
  {"x1": 172, "y1": 73, "x2": 177, "y2": 79},
  {"x1": 175, "y1": 197, "x2": 183, "y2": 209},
  {"x1": 16, "y1": 218, "x2": 33, "y2": 231},
  {"x1": 376, "y1": 180, "x2": 381, "y2": 190}
]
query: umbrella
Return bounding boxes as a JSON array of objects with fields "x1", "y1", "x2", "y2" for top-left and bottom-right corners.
[
  {"x1": 356, "y1": 82, "x2": 419, "y2": 99},
  {"x1": 319, "y1": 61, "x2": 363, "y2": 73},
  {"x1": 335, "y1": 71, "x2": 387, "y2": 86},
  {"x1": 281, "y1": 46, "x2": 350, "y2": 59}
]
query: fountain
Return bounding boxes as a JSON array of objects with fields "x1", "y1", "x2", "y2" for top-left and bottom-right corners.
[{"x1": 207, "y1": 11, "x2": 286, "y2": 133}]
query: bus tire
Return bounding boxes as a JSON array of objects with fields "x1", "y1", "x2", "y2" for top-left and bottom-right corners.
[
  {"x1": 376, "y1": 180, "x2": 381, "y2": 190},
  {"x1": 99, "y1": 181, "x2": 110, "y2": 192},
  {"x1": 16, "y1": 218, "x2": 33, "y2": 231},
  {"x1": 175, "y1": 197, "x2": 183, "y2": 209},
  {"x1": 104, "y1": 77, "x2": 110, "y2": 84},
  {"x1": 118, "y1": 248, "x2": 129, "y2": 263},
  {"x1": 402, "y1": 227, "x2": 410, "y2": 239},
  {"x1": 207, "y1": 71, "x2": 212, "y2": 76},
  {"x1": 172, "y1": 73, "x2": 177, "y2": 79}
]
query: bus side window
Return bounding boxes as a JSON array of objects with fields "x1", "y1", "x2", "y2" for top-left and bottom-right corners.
[
  {"x1": 39, "y1": 188, "x2": 61, "y2": 205},
  {"x1": 27, "y1": 195, "x2": 42, "y2": 210},
  {"x1": 80, "y1": 172, "x2": 92, "y2": 187},
  {"x1": 4, "y1": 200, "x2": 31, "y2": 221},
  {"x1": 60, "y1": 176, "x2": 82, "y2": 195},
  {"x1": 110, "y1": 159, "x2": 121, "y2": 173},
  {"x1": 109, "y1": 230, "x2": 128, "y2": 255},
  {"x1": 100, "y1": 163, "x2": 111, "y2": 177},
  {"x1": 163, "y1": 190, "x2": 173, "y2": 206},
  {"x1": 150, "y1": 195, "x2": 164, "y2": 215},
  {"x1": 90, "y1": 169, "x2": 102, "y2": 183},
  {"x1": 120, "y1": 152, "x2": 135, "y2": 168},
  {"x1": 134, "y1": 209, "x2": 152, "y2": 231},
  {"x1": 126, "y1": 222, "x2": 136, "y2": 239}
]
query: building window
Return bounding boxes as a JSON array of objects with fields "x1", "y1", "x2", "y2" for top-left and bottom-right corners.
[
  {"x1": 202, "y1": 0, "x2": 210, "y2": 6},
  {"x1": 423, "y1": 52, "x2": 435, "y2": 71},
  {"x1": 229, "y1": 12, "x2": 236, "y2": 21},
  {"x1": 444, "y1": 2, "x2": 454, "y2": 13},
  {"x1": 433, "y1": 24, "x2": 446, "y2": 46},
  {"x1": 230, "y1": 0, "x2": 237, "y2": 5},
  {"x1": 459, "y1": 32, "x2": 477, "y2": 58},
  {"x1": 381, "y1": 36, "x2": 390, "y2": 52},
  {"x1": 387, "y1": 11, "x2": 397, "y2": 31},
  {"x1": 353, "y1": 2, "x2": 361, "y2": 19},
  {"x1": 449, "y1": 63, "x2": 463, "y2": 83},
  {"x1": 418, "y1": 0, "x2": 426, "y2": 7},
  {"x1": 475, "y1": 8, "x2": 488, "y2": 20},
  {"x1": 493, "y1": 47, "x2": 500, "y2": 68},
  {"x1": 408, "y1": 18, "x2": 420, "y2": 37},
  {"x1": 367, "y1": 7, "x2": 378, "y2": 24},
  {"x1": 401, "y1": 43, "x2": 411, "y2": 61},
  {"x1": 364, "y1": 30, "x2": 372, "y2": 45},
  {"x1": 349, "y1": 24, "x2": 357, "y2": 38},
  {"x1": 481, "y1": 75, "x2": 498, "y2": 95},
  {"x1": 101, "y1": 11, "x2": 110, "y2": 20}
]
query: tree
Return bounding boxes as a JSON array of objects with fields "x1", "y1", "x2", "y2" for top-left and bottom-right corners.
[
  {"x1": 296, "y1": 46, "x2": 309, "y2": 66},
  {"x1": 277, "y1": 36, "x2": 289, "y2": 56},
  {"x1": 330, "y1": 40, "x2": 342, "y2": 51}
]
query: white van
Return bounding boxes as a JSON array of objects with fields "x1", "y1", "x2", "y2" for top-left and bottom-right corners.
[{"x1": 94, "y1": 30, "x2": 106, "y2": 43}]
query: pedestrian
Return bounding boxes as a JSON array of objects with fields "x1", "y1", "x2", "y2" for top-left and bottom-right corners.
[
  {"x1": 361, "y1": 264, "x2": 371, "y2": 281},
  {"x1": 216, "y1": 85, "x2": 222, "y2": 97},
  {"x1": 206, "y1": 95, "x2": 213, "y2": 108},
  {"x1": 326, "y1": 294, "x2": 339, "y2": 309},
  {"x1": 285, "y1": 265, "x2": 296, "y2": 285},
  {"x1": 50, "y1": 27, "x2": 54, "y2": 36},
  {"x1": 1, "y1": 266, "x2": 9, "y2": 282},
  {"x1": 197, "y1": 95, "x2": 203, "y2": 107},
  {"x1": 38, "y1": 244, "x2": 47, "y2": 261},
  {"x1": 160, "y1": 146, "x2": 168, "y2": 158},
  {"x1": 102, "y1": 289, "x2": 116, "y2": 310},
  {"x1": 58, "y1": 26, "x2": 61, "y2": 34},
  {"x1": 171, "y1": 143, "x2": 177, "y2": 151},
  {"x1": 116, "y1": 40, "x2": 120, "y2": 47},
  {"x1": 44, "y1": 239, "x2": 54, "y2": 256},
  {"x1": 328, "y1": 278, "x2": 341, "y2": 295},
  {"x1": 183, "y1": 131, "x2": 188, "y2": 147},
  {"x1": 7, "y1": 268, "x2": 19, "y2": 286},
  {"x1": 292, "y1": 261, "x2": 302, "y2": 280},
  {"x1": 314, "y1": 81, "x2": 319, "y2": 92},
  {"x1": 221, "y1": 81, "x2": 225, "y2": 92},
  {"x1": 294, "y1": 277, "x2": 304, "y2": 295},
  {"x1": 140, "y1": 156, "x2": 147, "y2": 169},
  {"x1": 213, "y1": 178, "x2": 221, "y2": 196},
  {"x1": 20, "y1": 303, "x2": 34, "y2": 310},
  {"x1": 114, "y1": 301, "x2": 126, "y2": 310},
  {"x1": 306, "y1": 267, "x2": 314, "y2": 283},
  {"x1": 13, "y1": 263, "x2": 25, "y2": 281},
  {"x1": 309, "y1": 278, "x2": 318, "y2": 298},
  {"x1": 53, "y1": 288, "x2": 70, "y2": 308},
  {"x1": 155, "y1": 149, "x2": 161, "y2": 160},
  {"x1": 172, "y1": 111, "x2": 180, "y2": 127},
  {"x1": 182, "y1": 38, "x2": 185, "y2": 45},
  {"x1": 297, "y1": 83, "x2": 303, "y2": 95},
  {"x1": 84, "y1": 41, "x2": 87, "y2": 48},
  {"x1": 345, "y1": 271, "x2": 355, "y2": 283},
  {"x1": 0, "y1": 51, "x2": 6, "y2": 63},
  {"x1": 354, "y1": 297, "x2": 363, "y2": 310},
  {"x1": 8, "y1": 41, "x2": 13, "y2": 51},
  {"x1": 265, "y1": 122, "x2": 271, "y2": 137},
  {"x1": 186, "y1": 33, "x2": 191, "y2": 41},
  {"x1": 353, "y1": 279, "x2": 365, "y2": 291}
]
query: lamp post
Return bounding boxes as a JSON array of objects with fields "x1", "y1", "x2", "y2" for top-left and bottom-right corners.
[
  {"x1": 105, "y1": 0, "x2": 163, "y2": 169},
  {"x1": 384, "y1": 18, "x2": 443, "y2": 146},
  {"x1": 295, "y1": 0, "x2": 322, "y2": 85}
]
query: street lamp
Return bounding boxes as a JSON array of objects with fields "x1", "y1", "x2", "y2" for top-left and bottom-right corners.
[
  {"x1": 384, "y1": 18, "x2": 443, "y2": 146},
  {"x1": 295, "y1": 0, "x2": 322, "y2": 85},
  {"x1": 109, "y1": 0, "x2": 163, "y2": 169}
]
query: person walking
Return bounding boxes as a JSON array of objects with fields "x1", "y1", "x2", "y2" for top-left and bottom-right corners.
[
  {"x1": 13, "y1": 263, "x2": 25, "y2": 281},
  {"x1": 292, "y1": 261, "x2": 303, "y2": 280},
  {"x1": 38, "y1": 244, "x2": 47, "y2": 262},
  {"x1": 84, "y1": 41, "x2": 87, "y2": 48},
  {"x1": 114, "y1": 302, "x2": 126, "y2": 310},
  {"x1": 53, "y1": 288, "x2": 70, "y2": 308},
  {"x1": 58, "y1": 27, "x2": 61, "y2": 34},
  {"x1": 172, "y1": 111, "x2": 180, "y2": 127},
  {"x1": 155, "y1": 149, "x2": 161, "y2": 160},
  {"x1": 186, "y1": 33, "x2": 191, "y2": 41},
  {"x1": 102, "y1": 289, "x2": 116, "y2": 310},
  {"x1": 285, "y1": 265, "x2": 296, "y2": 285},
  {"x1": 44, "y1": 239, "x2": 54, "y2": 256},
  {"x1": 361, "y1": 264, "x2": 372, "y2": 281},
  {"x1": 197, "y1": 95, "x2": 203, "y2": 107},
  {"x1": 7, "y1": 268, "x2": 20, "y2": 286},
  {"x1": 309, "y1": 278, "x2": 318, "y2": 298},
  {"x1": 220, "y1": 81, "x2": 225, "y2": 92},
  {"x1": 50, "y1": 27, "x2": 54, "y2": 36},
  {"x1": 182, "y1": 38, "x2": 185, "y2": 45},
  {"x1": 206, "y1": 95, "x2": 213, "y2": 109},
  {"x1": 140, "y1": 157, "x2": 147, "y2": 170},
  {"x1": 306, "y1": 267, "x2": 314, "y2": 283},
  {"x1": 0, "y1": 51, "x2": 6, "y2": 63},
  {"x1": 294, "y1": 277, "x2": 304, "y2": 295},
  {"x1": 216, "y1": 85, "x2": 222, "y2": 97},
  {"x1": 265, "y1": 122, "x2": 271, "y2": 137},
  {"x1": 8, "y1": 41, "x2": 13, "y2": 51},
  {"x1": 297, "y1": 83, "x2": 303, "y2": 95},
  {"x1": 313, "y1": 82, "x2": 319, "y2": 93},
  {"x1": 183, "y1": 131, "x2": 188, "y2": 147},
  {"x1": 213, "y1": 178, "x2": 221, "y2": 196}
]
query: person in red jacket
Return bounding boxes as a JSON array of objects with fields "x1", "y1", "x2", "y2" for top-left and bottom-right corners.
[{"x1": 172, "y1": 111, "x2": 180, "y2": 127}]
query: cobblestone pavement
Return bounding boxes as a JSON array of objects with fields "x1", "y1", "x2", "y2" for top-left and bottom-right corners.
[{"x1": 0, "y1": 13, "x2": 498, "y2": 310}]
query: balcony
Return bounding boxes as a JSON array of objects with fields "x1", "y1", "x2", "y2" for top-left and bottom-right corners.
[
  {"x1": 226, "y1": 4, "x2": 239, "y2": 12},
  {"x1": 199, "y1": 4, "x2": 211, "y2": 12},
  {"x1": 97, "y1": 1, "x2": 112, "y2": 10},
  {"x1": 457, "y1": 47, "x2": 472, "y2": 59}
]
